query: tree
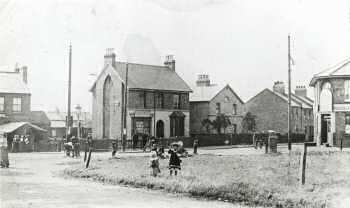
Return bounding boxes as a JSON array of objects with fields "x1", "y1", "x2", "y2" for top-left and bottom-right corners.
[
  {"x1": 211, "y1": 114, "x2": 231, "y2": 134},
  {"x1": 201, "y1": 114, "x2": 231, "y2": 134},
  {"x1": 201, "y1": 118, "x2": 212, "y2": 133},
  {"x1": 241, "y1": 112, "x2": 256, "y2": 133}
]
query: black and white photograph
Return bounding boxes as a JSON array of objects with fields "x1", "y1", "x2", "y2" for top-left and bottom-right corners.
[{"x1": 1, "y1": 0, "x2": 350, "y2": 207}]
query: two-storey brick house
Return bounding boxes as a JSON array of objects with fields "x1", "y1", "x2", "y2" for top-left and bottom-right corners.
[
  {"x1": 0, "y1": 66, "x2": 31, "y2": 124},
  {"x1": 0, "y1": 65, "x2": 48, "y2": 151},
  {"x1": 310, "y1": 58, "x2": 350, "y2": 146},
  {"x1": 90, "y1": 50, "x2": 192, "y2": 141},
  {"x1": 245, "y1": 81, "x2": 314, "y2": 138},
  {"x1": 190, "y1": 74, "x2": 244, "y2": 134}
]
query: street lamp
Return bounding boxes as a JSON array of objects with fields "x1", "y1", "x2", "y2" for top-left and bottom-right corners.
[{"x1": 75, "y1": 104, "x2": 82, "y2": 138}]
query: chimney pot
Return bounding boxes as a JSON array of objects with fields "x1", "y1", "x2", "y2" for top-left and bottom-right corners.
[
  {"x1": 196, "y1": 74, "x2": 211, "y2": 87},
  {"x1": 273, "y1": 81, "x2": 285, "y2": 94},
  {"x1": 295, "y1": 85, "x2": 307, "y2": 97},
  {"x1": 164, "y1": 55, "x2": 175, "y2": 71},
  {"x1": 104, "y1": 48, "x2": 116, "y2": 67}
]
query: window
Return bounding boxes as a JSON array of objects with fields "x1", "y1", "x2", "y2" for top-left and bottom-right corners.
[
  {"x1": 170, "y1": 117, "x2": 185, "y2": 137},
  {"x1": 173, "y1": 94, "x2": 180, "y2": 109},
  {"x1": 12, "y1": 97, "x2": 22, "y2": 112},
  {"x1": 345, "y1": 80, "x2": 350, "y2": 101},
  {"x1": 156, "y1": 93, "x2": 164, "y2": 108},
  {"x1": 233, "y1": 104, "x2": 237, "y2": 115},
  {"x1": 0, "y1": 97, "x2": 4, "y2": 112},
  {"x1": 52, "y1": 129, "x2": 57, "y2": 137},
  {"x1": 224, "y1": 96, "x2": 230, "y2": 102},
  {"x1": 216, "y1": 103, "x2": 221, "y2": 114}
]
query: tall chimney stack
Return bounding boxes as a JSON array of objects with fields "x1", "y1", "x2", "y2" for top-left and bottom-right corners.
[
  {"x1": 21, "y1": 66, "x2": 28, "y2": 84},
  {"x1": 164, "y1": 55, "x2": 175, "y2": 71},
  {"x1": 295, "y1": 86, "x2": 307, "y2": 97},
  {"x1": 196, "y1": 74, "x2": 211, "y2": 87},
  {"x1": 104, "y1": 48, "x2": 116, "y2": 67},
  {"x1": 273, "y1": 81, "x2": 286, "y2": 94}
]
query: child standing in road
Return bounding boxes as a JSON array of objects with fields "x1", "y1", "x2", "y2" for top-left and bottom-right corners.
[{"x1": 150, "y1": 151, "x2": 160, "y2": 177}]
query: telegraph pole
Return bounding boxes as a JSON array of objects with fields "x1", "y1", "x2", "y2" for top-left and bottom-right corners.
[
  {"x1": 288, "y1": 35, "x2": 292, "y2": 151},
  {"x1": 122, "y1": 63, "x2": 129, "y2": 152},
  {"x1": 66, "y1": 44, "x2": 72, "y2": 141}
]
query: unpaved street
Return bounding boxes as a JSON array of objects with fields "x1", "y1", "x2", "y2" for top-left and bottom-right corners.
[{"x1": 0, "y1": 152, "x2": 237, "y2": 208}]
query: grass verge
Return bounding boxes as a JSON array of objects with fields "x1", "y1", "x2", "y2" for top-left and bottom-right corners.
[{"x1": 63, "y1": 150, "x2": 350, "y2": 208}]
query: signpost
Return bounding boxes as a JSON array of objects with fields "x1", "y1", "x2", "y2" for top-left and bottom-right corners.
[{"x1": 300, "y1": 142, "x2": 316, "y2": 185}]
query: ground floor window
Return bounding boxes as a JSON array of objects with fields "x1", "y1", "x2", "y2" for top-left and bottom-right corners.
[
  {"x1": 132, "y1": 117, "x2": 151, "y2": 135},
  {"x1": 170, "y1": 111, "x2": 185, "y2": 137}
]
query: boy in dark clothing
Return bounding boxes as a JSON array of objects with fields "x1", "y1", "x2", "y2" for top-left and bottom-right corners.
[{"x1": 168, "y1": 145, "x2": 181, "y2": 176}]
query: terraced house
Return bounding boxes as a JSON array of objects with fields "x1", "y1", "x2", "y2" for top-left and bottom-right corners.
[
  {"x1": 90, "y1": 50, "x2": 192, "y2": 141},
  {"x1": 245, "y1": 81, "x2": 314, "y2": 139}
]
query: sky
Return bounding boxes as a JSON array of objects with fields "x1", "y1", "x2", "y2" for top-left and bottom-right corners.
[{"x1": 1, "y1": 0, "x2": 350, "y2": 113}]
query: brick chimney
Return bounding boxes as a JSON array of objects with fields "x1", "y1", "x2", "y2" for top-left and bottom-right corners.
[
  {"x1": 14, "y1": 65, "x2": 28, "y2": 84},
  {"x1": 20, "y1": 66, "x2": 28, "y2": 84},
  {"x1": 164, "y1": 55, "x2": 175, "y2": 71},
  {"x1": 104, "y1": 48, "x2": 116, "y2": 67},
  {"x1": 273, "y1": 81, "x2": 285, "y2": 94},
  {"x1": 196, "y1": 74, "x2": 211, "y2": 87},
  {"x1": 295, "y1": 85, "x2": 307, "y2": 97}
]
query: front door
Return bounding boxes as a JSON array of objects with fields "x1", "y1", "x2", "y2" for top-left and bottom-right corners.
[{"x1": 321, "y1": 114, "x2": 330, "y2": 144}]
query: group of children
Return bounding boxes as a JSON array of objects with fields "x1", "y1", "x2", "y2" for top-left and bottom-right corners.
[{"x1": 149, "y1": 143, "x2": 182, "y2": 177}]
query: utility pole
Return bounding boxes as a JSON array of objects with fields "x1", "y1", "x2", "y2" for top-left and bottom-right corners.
[
  {"x1": 154, "y1": 91, "x2": 156, "y2": 137},
  {"x1": 66, "y1": 44, "x2": 72, "y2": 141},
  {"x1": 288, "y1": 35, "x2": 292, "y2": 151},
  {"x1": 122, "y1": 63, "x2": 129, "y2": 152}
]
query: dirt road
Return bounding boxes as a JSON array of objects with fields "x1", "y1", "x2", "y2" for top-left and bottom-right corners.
[{"x1": 0, "y1": 152, "x2": 237, "y2": 208}]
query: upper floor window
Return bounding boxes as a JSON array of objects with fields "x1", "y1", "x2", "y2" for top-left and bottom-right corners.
[
  {"x1": 345, "y1": 80, "x2": 350, "y2": 101},
  {"x1": 173, "y1": 94, "x2": 180, "y2": 109},
  {"x1": 233, "y1": 104, "x2": 237, "y2": 115},
  {"x1": 216, "y1": 103, "x2": 221, "y2": 114},
  {"x1": 0, "y1": 97, "x2": 4, "y2": 112},
  {"x1": 13, "y1": 97, "x2": 22, "y2": 112},
  {"x1": 156, "y1": 93, "x2": 164, "y2": 108},
  {"x1": 224, "y1": 96, "x2": 230, "y2": 102}
]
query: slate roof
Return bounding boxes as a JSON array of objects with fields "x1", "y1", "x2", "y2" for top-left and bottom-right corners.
[
  {"x1": 90, "y1": 62, "x2": 192, "y2": 92},
  {"x1": 0, "y1": 67, "x2": 30, "y2": 94},
  {"x1": 310, "y1": 58, "x2": 350, "y2": 86},
  {"x1": 190, "y1": 84, "x2": 244, "y2": 103},
  {"x1": 246, "y1": 88, "x2": 313, "y2": 109}
]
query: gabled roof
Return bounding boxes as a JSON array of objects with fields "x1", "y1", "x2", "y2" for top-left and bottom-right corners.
[
  {"x1": 190, "y1": 84, "x2": 244, "y2": 103},
  {"x1": 0, "y1": 68, "x2": 30, "y2": 94},
  {"x1": 0, "y1": 122, "x2": 47, "y2": 133},
  {"x1": 29, "y1": 111, "x2": 50, "y2": 125},
  {"x1": 91, "y1": 62, "x2": 192, "y2": 93},
  {"x1": 246, "y1": 88, "x2": 313, "y2": 109},
  {"x1": 310, "y1": 58, "x2": 350, "y2": 86}
]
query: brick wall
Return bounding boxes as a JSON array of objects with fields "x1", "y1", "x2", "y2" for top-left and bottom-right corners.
[
  {"x1": 190, "y1": 102, "x2": 209, "y2": 134},
  {"x1": 245, "y1": 89, "x2": 286, "y2": 133},
  {"x1": 128, "y1": 90, "x2": 189, "y2": 110},
  {"x1": 0, "y1": 93, "x2": 31, "y2": 123}
]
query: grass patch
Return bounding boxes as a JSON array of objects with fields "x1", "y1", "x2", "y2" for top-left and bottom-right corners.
[{"x1": 63, "y1": 150, "x2": 350, "y2": 208}]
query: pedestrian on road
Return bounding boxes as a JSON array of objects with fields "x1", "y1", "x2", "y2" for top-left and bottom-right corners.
[
  {"x1": 150, "y1": 151, "x2": 160, "y2": 177},
  {"x1": 168, "y1": 143, "x2": 181, "y2": 176}
]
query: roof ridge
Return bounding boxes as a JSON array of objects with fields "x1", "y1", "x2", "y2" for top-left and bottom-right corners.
[
  {"x1": 116, "y1": 61, "x2": 169, "y2": 70},
  {"x1": 315, "y1": 57, "x2": 350, "y2": 77}
]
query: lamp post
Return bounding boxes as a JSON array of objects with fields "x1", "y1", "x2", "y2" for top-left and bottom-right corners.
[{"x1": 75, "y1": 104, "x2": 82, "y2": 138}]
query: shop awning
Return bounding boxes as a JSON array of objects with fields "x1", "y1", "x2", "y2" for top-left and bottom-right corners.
[{"x1": 0, "y1": 122, "x2": 47, "y2": 133}]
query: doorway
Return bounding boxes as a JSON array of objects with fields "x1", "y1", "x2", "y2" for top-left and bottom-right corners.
[
  {"x1": 321, "y1": 114, "x2": 330, "y2": 144},
  {"x1": 156, "y1": 120, "x2": 164, "y2": 138}
]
